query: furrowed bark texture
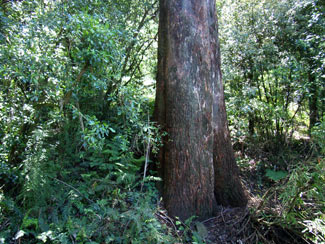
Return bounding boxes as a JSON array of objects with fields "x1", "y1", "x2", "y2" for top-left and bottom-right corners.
[{"x1": 155, "y1": 0, "x2": 247, "y2": 220}]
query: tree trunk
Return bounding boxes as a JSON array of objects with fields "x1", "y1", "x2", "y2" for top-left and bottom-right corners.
[
  {"x1": 308, "y1": 73, "x2": 318, "y2": 132},
  {"x1": 154, "y1": 0, "x2": 247, "y2": 220}
]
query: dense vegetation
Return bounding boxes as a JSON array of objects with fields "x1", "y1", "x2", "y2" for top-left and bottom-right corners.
[
  {"x1": 0, "y1": 0, "x2": 324, "y2": 243},
  {"x1": 0, "y1": 1, "x2": 173, "y2": 243},
  {"x1": 219, "y1": 0, "x2": 325, "y2": 243}
]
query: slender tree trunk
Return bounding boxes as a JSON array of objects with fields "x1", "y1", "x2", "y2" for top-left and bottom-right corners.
[
  {"x1": 154, "y1": 0, "x2": 246, "y2": 220},
  {"x1": 248, "y1": 116, "x2": 255, "y2": 135},
  {"x1": 308, "y1": 73, "x2": 318, "y2": 132}
]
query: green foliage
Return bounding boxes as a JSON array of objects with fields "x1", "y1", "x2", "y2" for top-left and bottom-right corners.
[
  {"x1": 265, "y1": 169, "x2": 288, "y2": 182},
  {"x1": 0, "y1": 0, "x2": 177, "y2": 243},
  {"x1": 251, "y1": 158, "x2": 325, "y2": 243},
  {"x1": 281, "y1": 159, "x2": 325, "y2": 242},
  {"x1": 1, "y1": 0, "x2": 324, "y2": 243},
  {"x1": 174, "y1": 216, "x2": 203, "y2": 243},
  {"x1": 220, "y1": 0, "x2": 325, "y2": 146},
  {"x1": 312, "y1": 120, "x2": 325, "y2": 154},
  {"x1": 221, "y1": 3, "x2": 325, "y2": 242}
]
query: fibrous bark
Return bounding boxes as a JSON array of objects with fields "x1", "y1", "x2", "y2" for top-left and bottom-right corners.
[{"x1": 155, "y1": 0, "x2": 247, "y2": 220}]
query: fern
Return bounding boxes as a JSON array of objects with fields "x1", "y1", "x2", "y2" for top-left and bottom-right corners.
[{"x1": 265, "y1": 169, "x2": 288, "y2": 181}]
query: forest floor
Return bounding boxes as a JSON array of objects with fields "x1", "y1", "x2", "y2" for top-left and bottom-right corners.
[
  {"x1": 202, "y1": 174, "x2": 307, "y2": 244},
  {"x1": 153, "y1": 135, "x2": 324, "y2": 244},
  {"x1": 158, "y1": 143, "x2": 317, "y2": 244},
  {"x1": 156, "y1": 169, "x2": 271, "y2": 243},
  {"x1": 201, "y1": 149, "x2": 313, "y2": 244},
  {"x1": 203, "y1": 206, "x2": 250, "y2": 243}
]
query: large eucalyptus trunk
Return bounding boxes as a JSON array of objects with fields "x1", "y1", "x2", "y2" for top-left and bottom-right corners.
[{"x1": 154, "y1": 0, "x2": 247, "y2": 220}]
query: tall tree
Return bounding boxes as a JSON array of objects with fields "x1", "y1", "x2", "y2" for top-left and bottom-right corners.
[
  {"x1": 291, "y1": 0, "x2": 325, "y2": 131},
  {"x1": 154, "y1": 0, "x2": 247, "y2": 220}
]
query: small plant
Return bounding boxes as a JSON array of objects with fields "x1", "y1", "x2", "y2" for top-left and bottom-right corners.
[
  {"x1": 311, "y1": 120, "x2": 325, "y2": 155},
  {"x1": 265, "y1": 169, "x2": 288, "y2": 182},
  {"x1": 252, "y1": 158, "x2": 325, "y2": 243}
]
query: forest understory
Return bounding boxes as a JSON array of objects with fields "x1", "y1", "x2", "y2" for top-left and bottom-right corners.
[{"x1": 157, "y1": 137, "x2": 324, "y2": 244}]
